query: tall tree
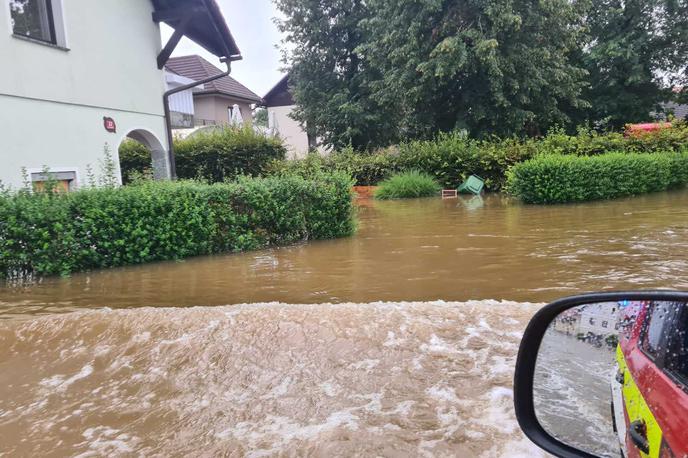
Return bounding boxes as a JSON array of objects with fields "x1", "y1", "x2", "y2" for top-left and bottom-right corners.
[
  {"x1": 275, "y1": 0, "x2": 399, "y2": 149},
  {"x1": 360, "y1": 0, "x2": 590, "y2": 139},
  {"x1": 573, "y1": 0, "x2": 688, "y2": 128}
]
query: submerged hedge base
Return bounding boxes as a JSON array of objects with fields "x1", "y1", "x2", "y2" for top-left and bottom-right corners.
[
  {"x1": 0, "y1": 173, "x2": 355, "y2": 279},
  {"x1": 506, "y1": 152, "x2": 688, "y2": 204}
]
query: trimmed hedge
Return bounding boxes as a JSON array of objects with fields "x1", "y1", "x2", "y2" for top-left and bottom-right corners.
[
  {"x1": 375, "y1": 171, "x2": 441, "y2": 199},
  {"x1": 118, "y1": 139, "x2": 152, "y2": 184},
  {"x1": 175, "y1": 126, "x2": 286, "y2": 182},
  {"x1": 269, "y1": 122, "x2": 688, "y2": 191},
  {"x1": 506, "y1": 152, "x2": 688, "y2": 204},
  {"x1": 0, "y1": 173, "x2": 354, "y2": 279}
]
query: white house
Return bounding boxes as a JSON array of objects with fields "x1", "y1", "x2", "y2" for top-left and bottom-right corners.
[
  {"x1": 0, "y1": 0, "x2": 241, "y2": 189},
  {"x1": 264, "y1": 75, "x2": 325, "y2": 159},
  {"x1": 578, "y1": 302, "x2": 620, "y2": 337}
]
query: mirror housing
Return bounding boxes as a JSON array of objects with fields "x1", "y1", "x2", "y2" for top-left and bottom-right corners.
[{"x1": 513, "y1": 290, "x2": 688, "y2": 458}]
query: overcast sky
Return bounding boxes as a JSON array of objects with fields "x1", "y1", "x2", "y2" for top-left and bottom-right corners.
[{"x1": 161, "y1": 0, "x2": 285, "y2": 97}]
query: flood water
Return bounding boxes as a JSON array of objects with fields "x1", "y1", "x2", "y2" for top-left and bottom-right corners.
[
  {"x1": 2, "y1": 190, "x2": 688, "y2": 456},
  {"x1": 534, "y1": 329, "x2": 619, "y2": 457},
  {"x1": 3, "y1": 190, "x2": 688, "y2": 317}
]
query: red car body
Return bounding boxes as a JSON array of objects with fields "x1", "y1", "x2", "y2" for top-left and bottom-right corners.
[{"x1": 616, "y1": 302, "x2": 688, "y2": 457}]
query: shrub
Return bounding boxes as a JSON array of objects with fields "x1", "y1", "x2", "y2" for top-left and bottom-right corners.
[
  {"x1": 506, "y1": 151, "x2": 688, "y2": 204},
  {"x1": 374, "y1": 171, "x2": 441, "y2": 199},
  {"x1": 0, "y1": 173, "x2": 354, "y2": 279},
  {"x1": 118, "y1": 139, "x2": 152, "y2": 185},
  {"x1": 174, "y1": 126, "x2": 286, "y2": 182},
  {"x1": 538, "y1": 123, "x2": 688, "y2": 156},
  {"x1": 270, "y1": 122, "x2": 688, "y2": 191}
]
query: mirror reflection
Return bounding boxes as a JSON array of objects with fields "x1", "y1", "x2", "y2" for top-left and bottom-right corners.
[{"x1": 534, "y1": 300, "x2": 688, "y2": 458}]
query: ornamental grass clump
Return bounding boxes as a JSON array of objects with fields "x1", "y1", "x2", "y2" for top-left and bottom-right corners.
[{"x1": 374, "y1": 171, "x2": 441, "y2": 199}]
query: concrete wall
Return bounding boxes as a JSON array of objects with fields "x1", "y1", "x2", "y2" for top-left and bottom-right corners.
[
  {"x1": 194, "y1": 94, "x2": 252, "y2": 126},
  {"x1": 268, "y1": 105, "x2": 310, "y2": 159},
  {"x1": 0, "y1": 0, "x2": 169, "y2": 189}
]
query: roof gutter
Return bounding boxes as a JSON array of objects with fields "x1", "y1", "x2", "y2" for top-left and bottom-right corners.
[{"x1": 163, "y1": 58, "x2": 231, "y2": 179}]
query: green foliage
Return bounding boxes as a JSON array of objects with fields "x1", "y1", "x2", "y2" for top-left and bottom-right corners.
[
  {"x1": 0, "y1": 174, "x2": 355, "y2": 279},
  {"x1": 374, "y1": 171, "x2": 441, "y2": 199},
  {"x1": 174, "y1": 126, "x2": 287, "y2": 182},
  {"x1": 539, "y1": 124, "x2": 688, "y2": 156},
  {"x1": 118, "y1": 139, "x2": 152, "y2": 185},
  {"x1": 360, "y1": 0, "x2": 589, "y2": 139},
  {"x1": 275, "y1": 0, "x2": 406, "y2": 149},
  {"x1": 276, "y1": 0, "x2": 688, "y2": 144},
  {"x1": 253, "y1": 108, "x2": 269, "y2": 128},
  {"x1": 272, "y1": 124, "x2": 688, "y2": 191},
  {"x1": 506, "y1": 152, "x2": 688, "y2": 204},
  {"x1": 572, "y1": 0, "x2": 688, "y2": 128},
  {"x1": 276, "y1": 0, "x2": 588, "y2": 144}
]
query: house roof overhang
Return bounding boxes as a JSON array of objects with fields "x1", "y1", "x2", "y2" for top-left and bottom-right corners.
[
  {"x1": 262, "y1": 75, "x2": 294, "y2": 107},
  {"x1": 152, "y1": 0, "x2": 242, "y2": 68}
]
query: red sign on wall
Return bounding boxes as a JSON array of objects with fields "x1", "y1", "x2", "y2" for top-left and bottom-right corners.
[{"x1": 103, "y1": 117, "x2": 116, "y2": 133}]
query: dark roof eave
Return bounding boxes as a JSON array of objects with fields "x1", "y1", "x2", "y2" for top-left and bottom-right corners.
[
  {"x1": 263, "y1": 75, "x2": 289, "y2": 101},
  {"x1": 200, "y1": 0, "x2": 242, "y2": 61},
  {"x1": 194, "y1": 90, "x2": 263, "y2": 104},
  {"x1": 153, "y1": 0, "x2": 242, "y2": 61}
]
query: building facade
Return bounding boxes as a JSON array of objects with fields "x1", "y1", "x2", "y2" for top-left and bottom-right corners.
[
  {"x1": 166, "y1": 55, "x2": 261, "y2": 127},
  {"x1": 0, "y1": 0, "x2": 241, "y2": 189},
  {"x1": 263, "y1": 75, "x2": 312, "y2": 159}
]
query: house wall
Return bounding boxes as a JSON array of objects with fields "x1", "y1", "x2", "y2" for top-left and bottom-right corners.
[
  {"x1": 0, "y1": 0, "x2": 169, "y2": 189},
  {"x1": 193, "y1": 94, "x2": 253, "y2": 126},
  {"x1": 578, "y1": 302, "x2": 620, "y2": 336},
  {"x1": 267, "y1": 105, "x2": 311, "y2": 159}
]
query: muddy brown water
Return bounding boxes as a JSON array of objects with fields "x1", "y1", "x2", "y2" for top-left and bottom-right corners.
[
  {"x1": 1, "y1": 191, "x2": 688, "y2": 456},
  {"x1": 3, "y1": 191, "x2": 688, "y2": 316}
]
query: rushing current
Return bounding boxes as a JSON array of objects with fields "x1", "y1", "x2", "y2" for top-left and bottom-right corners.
[
  {"x1": 0, "y1": 301, "x2": 545, "y2": 457},
  {"x1": 2, "y1": 190, "x2": 688, "y2": 455}
]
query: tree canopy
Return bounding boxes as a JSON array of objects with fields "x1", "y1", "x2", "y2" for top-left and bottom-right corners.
[{"x1": 276, "y1": 0, "x2": 688, "y2": 148}]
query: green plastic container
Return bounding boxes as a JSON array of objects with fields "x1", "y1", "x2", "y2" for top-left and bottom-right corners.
[{"x1": 457, "y1": 175, "x2": 484, "y2": 195}]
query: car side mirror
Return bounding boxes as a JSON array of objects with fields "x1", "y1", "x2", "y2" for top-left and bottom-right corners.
[{"x1": 513, "y1": 291, "x2": 688, "y2": 458}]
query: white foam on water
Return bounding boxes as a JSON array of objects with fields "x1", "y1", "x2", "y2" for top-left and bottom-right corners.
[
  {"x1": 39, "y1": 364, "x2": 93, "y2": 392},
  {"x1": 0, "y1": 300, "x2": 547, "y2": 456}
]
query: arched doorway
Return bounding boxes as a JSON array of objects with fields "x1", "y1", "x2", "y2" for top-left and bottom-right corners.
[{"x1": 117, "y1": 129, "x2": 170, "y2": 183}]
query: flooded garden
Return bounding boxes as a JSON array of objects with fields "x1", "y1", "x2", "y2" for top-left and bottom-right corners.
[{"x1": 2, "y1": 189, "x2": 688, "y2": 455}]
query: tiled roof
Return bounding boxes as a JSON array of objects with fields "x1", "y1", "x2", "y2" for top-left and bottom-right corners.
[{"x1": 166, "y1": 55, "x2": 262, "y2": 103}]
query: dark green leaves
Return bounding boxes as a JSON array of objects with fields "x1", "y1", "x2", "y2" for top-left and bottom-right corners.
[
  {"x1": 506, "y1": 151, "x2": 688, "y2": 204},
  {"x1": 0, "y1": 175, "x2": 355, "y2": 280}
]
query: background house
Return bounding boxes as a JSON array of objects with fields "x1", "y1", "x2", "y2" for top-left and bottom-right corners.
[
  {"x1": 264, "y1": 75, "x2": 315, "y2": 159},
  {"x1": 0, "y1": 0, "x2": 240, "y2": 189},
  {"x1": 166, "y1": 55, "x2": 261, "y2": 127}
]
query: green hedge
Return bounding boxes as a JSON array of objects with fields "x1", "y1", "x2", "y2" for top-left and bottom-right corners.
[
  {"x1": 0, "y1": 173, "x2": 354, "y2": 279},
  {"x1": 375, "y1": 171, "x2": 441, "y2": 199},
  {"x1": 175, "y1": 126, "x2": 286, "y2": 182},
  {"x1": 118, "y1": 139, "x2": 152, "y2": 184},
  {"x1": 269, "y1": 123, "x2": 688, "y2": 191},
  {"x1": 506, "y1": 152, "x2": 688, "y2": 204}
]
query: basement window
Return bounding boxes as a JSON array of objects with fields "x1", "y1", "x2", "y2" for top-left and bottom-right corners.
[
  {"x1": 31, "y1": 171, "x2": 76, "y2": 193},
  {"x1": 9, "y1": 0, "x2": 65, "y2": 47}
]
